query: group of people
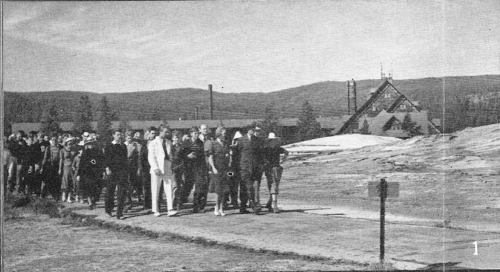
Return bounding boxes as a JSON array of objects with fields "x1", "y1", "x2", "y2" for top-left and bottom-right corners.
[{"x1": 3, "y1": 124, "x2": 288, "y2": 219}]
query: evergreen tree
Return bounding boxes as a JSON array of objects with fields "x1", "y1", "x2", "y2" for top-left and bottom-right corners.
[
  {"x1": 261, "y1": 105, "x2": 282, "y2": 136},
  {"x1": 72, "y1": 95, "x2": 93, "y2": 134},
  {"x1": 152, "y1": 106, "x2": 162, "y2": 120},
  {"x1": 296, "y1": 101, "x2": 322, "y2": 141},
  {"x1": 118, "y1": 112, "x2": 132, "y2": 132},
  {"x1": 40, "y1": 103, "x2": 61, "y2": 134},
  {"x1": 96, "y1": 96, "x2": 112, "y2": 143},
  {"x1": 359, "y1": 119, "x2": 370, "y2": 134},
  {"x1": 401, "y1": 114, "x2": 422, "y2": 137}
]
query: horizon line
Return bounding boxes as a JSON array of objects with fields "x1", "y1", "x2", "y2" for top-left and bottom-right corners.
[{"x1": 5, "y1": 73, "x2": 500, "y2": 95}]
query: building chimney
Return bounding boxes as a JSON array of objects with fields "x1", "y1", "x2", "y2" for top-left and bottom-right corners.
[
  {"x1": 347, "y1": 80, "x2": 351, "y2": 115},
  {"x1": 209, "y1": 84, "x2": 214, "y2": 120},
  {"x1": 352, "y1": 79, "x2": 357, "y2": 112}
]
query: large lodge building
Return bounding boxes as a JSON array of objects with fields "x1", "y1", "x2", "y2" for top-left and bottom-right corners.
[{"x1": 11, "y1": 79, "x2": 441, "y2": 140}]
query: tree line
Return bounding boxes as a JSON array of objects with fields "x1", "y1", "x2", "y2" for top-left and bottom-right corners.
[{"x1": 29, "y1": 96, "x2": 324, "y2": 144}]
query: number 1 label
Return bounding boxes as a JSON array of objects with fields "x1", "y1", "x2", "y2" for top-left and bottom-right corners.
[{"x1": 473, "y1": 241, "x2": 478, "y2": 255}]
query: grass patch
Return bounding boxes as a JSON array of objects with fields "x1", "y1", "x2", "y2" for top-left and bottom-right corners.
[{"x1": 4, "y1": 193, "x2": 61, "y2": 221}]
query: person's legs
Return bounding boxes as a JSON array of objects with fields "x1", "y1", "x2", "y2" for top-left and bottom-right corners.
[
  {"x1": 116, "y1": 171, "x2": 127, "y2": 218},
  {"x1": 241, "y1": 167, "x2": 255, "y2": 211},
  {"x1": 264, "y1": 168, "x2": 273, "y2": 210},
  {"x1": 143, "y1": 172, "x2": 151, "y2": 209},
  {"x1": 104, "y1": 175, "x2": 116, "y2": 215},
  {"x1": 271, "y1": 166, "x2": 283, "y2": 213},
  {"x1": 150, "y1": 173, "x2": 161, "y2": 214},
  {"x1": 163, "y1": 176, "x2": 177, "y2": 216},
  {"x1": 182, "y1": 166, "x2": 195, "y2": 204},
  {"x1": 173, "y1": 170, "x2": 183, "y2": 209},
  {"x1": 16, "y1": 163, "x2": 25, "y2": 194}
]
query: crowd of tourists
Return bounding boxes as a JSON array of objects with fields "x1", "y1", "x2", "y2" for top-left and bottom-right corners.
[{"x1": 3, "y1": 124, "x2": 288, "y2": 219}]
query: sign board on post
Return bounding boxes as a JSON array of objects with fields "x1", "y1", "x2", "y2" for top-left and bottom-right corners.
[{"x1": 368, "y1": 181, "x2": 400, "y2": 198}]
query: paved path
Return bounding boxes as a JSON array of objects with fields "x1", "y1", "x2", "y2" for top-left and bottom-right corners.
[{"x1": 64, "y1": 199, "x2": 500, "y2": 270}]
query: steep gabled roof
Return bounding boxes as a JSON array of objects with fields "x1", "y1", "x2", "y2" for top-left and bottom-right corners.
[
  {"x1": 387, "y1": 95, "x2": 406, "y2": 112},
  {"x1": 336, "y1": 79, "x2": 390, "y2": 134},
  {"x1": 336, "y1": 79, "x2": 442, "y2": 134}
]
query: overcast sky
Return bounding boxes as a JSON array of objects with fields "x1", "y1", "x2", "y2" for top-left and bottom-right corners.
[{"x1": 3, "y1": 0, "x2": 499, "y2": 93}]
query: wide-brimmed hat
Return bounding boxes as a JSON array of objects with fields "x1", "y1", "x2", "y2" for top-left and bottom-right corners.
[{"x1": 268, "y1": 132, "x2": 277, "y2": 139}]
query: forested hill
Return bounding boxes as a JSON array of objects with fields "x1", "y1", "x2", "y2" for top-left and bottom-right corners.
[{"x1": 5, "y1": 75, "x2": 500, "y2": 132}]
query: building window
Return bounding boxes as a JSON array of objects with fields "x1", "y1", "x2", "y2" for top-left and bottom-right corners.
[
  {"x1": 400, "y1": 104, "x2": 406, "y2": 110},
  {"x1": 385, "y1": 92, "x2": 391, "y2": 98}
]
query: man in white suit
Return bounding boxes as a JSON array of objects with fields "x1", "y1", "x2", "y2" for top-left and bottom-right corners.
[{"x1": 147, "y1": 126, "x2": 178, "y2": 217}]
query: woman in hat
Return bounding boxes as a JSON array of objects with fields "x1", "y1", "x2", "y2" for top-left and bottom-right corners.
[
  {"x1": 77, "y1": 138, "x2": 104, "y2": 209},
  {"x1": 59, "y1": 137, "x2": 76, "y2": 202},
  {"x1": 207, "y1": 126, "x2": 230, "y2": 216}
]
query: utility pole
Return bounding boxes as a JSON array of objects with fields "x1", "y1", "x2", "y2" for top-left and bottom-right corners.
[
  {"x1": 195, "y1": 107, "x2": 199, "y2": 120},
  {"x1": 209, "y1": 84, "x2": 214, "y2": 120}
]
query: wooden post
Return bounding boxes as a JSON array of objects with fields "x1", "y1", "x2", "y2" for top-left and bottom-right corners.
[
  {"x1": 379, "y1": 178, "x2": 387, "y2": 264},
  {"x1": 195, "y1": 107, "x2": 199, "y2": 120}
]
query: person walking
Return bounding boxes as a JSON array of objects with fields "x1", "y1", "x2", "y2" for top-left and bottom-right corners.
[
  {"x1": 227, "y1": 131, "x2": 243, "y2": 210},
  {"x1": 59, "y1": 138, "x2": 76, "y2": 203},
  {"x1": 41, "y1": 135, "x2": 61, "y2": 200},
  {"x1": 263, "y1": 132, "x2": 288, "y2": 213},
  {"x1": 236, "y1": 127, "x2": 263, "y2": 214},
  {"x1": 77, "y1": 138, "x2": 104, "y2": 210},
  {"x1": 147, "y1": 126, "x2": 178, "y2": 217},
  {"x1": 184, "y1": 127, "x2": 207, "y2": 213},
  {"x1": 72, "y1": 146, "x2": 83, "y2": 203},
  {"x1": 104, "y1": 130, "x2": 128, "y2": 220},
  {"x1": 171, "y1": 130, "x2": 188, "y2": 211},
  {"x1": 207, "y1": 127, "x2": 230, "y2": 216},
  {"x1": 124, "y1": 130, "x2": 143, "y2": 212}
]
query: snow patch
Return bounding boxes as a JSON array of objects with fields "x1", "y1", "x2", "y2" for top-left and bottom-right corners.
[{"x1": 284, "y1": 134, "x2": 402, "y2": 153}]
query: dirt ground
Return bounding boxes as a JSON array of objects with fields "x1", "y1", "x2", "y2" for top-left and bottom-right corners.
[{"x1": 3, "y1": 207, "x2": 364, "y2": 271}]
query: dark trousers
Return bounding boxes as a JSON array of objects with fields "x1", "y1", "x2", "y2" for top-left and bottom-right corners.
[
  {"x1": 190, "y1": 166, "x2": 207, "y2": 210},
  {"x1": 105, "y1": 171, "x2": 127, "y2": 217},
  {"x1": 182, "y1": 167, "x2": 195, "y2": 203},
  {"x1": 81, "y1": 176, "x2": 100, "y2": 204},
  {"x1": 125, "y1": 168, "x2": 140, "y2": 207},
  {"x1": 173, "y1": 170, "x2": 183, "y2": 208},
  {"x1": 224, "y1": 170, "x2": 240, "y2": 206},
  {"x1": 15, "y1": 163, "x2": 27, "y2": 194},
  {"x1": 241, "y1": 166, "x2": 261, "y2": 209},
  {"x1": 142, "y1": 172, "x2": 152, "y2": 209},
  {"x1": 41, "y1": 166, "x2": 60, "y2": 200}
]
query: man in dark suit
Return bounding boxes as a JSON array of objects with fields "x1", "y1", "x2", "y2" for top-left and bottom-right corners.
[
  {"x1": 184, "y1": 127, "x2": 207, "y2": 213},
  {"x1": 237, "y1": 126, "x2": 263, "y2": 214},
  {"x1": 104, "y1": 130, "x2": 128, "y2": 219}
]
